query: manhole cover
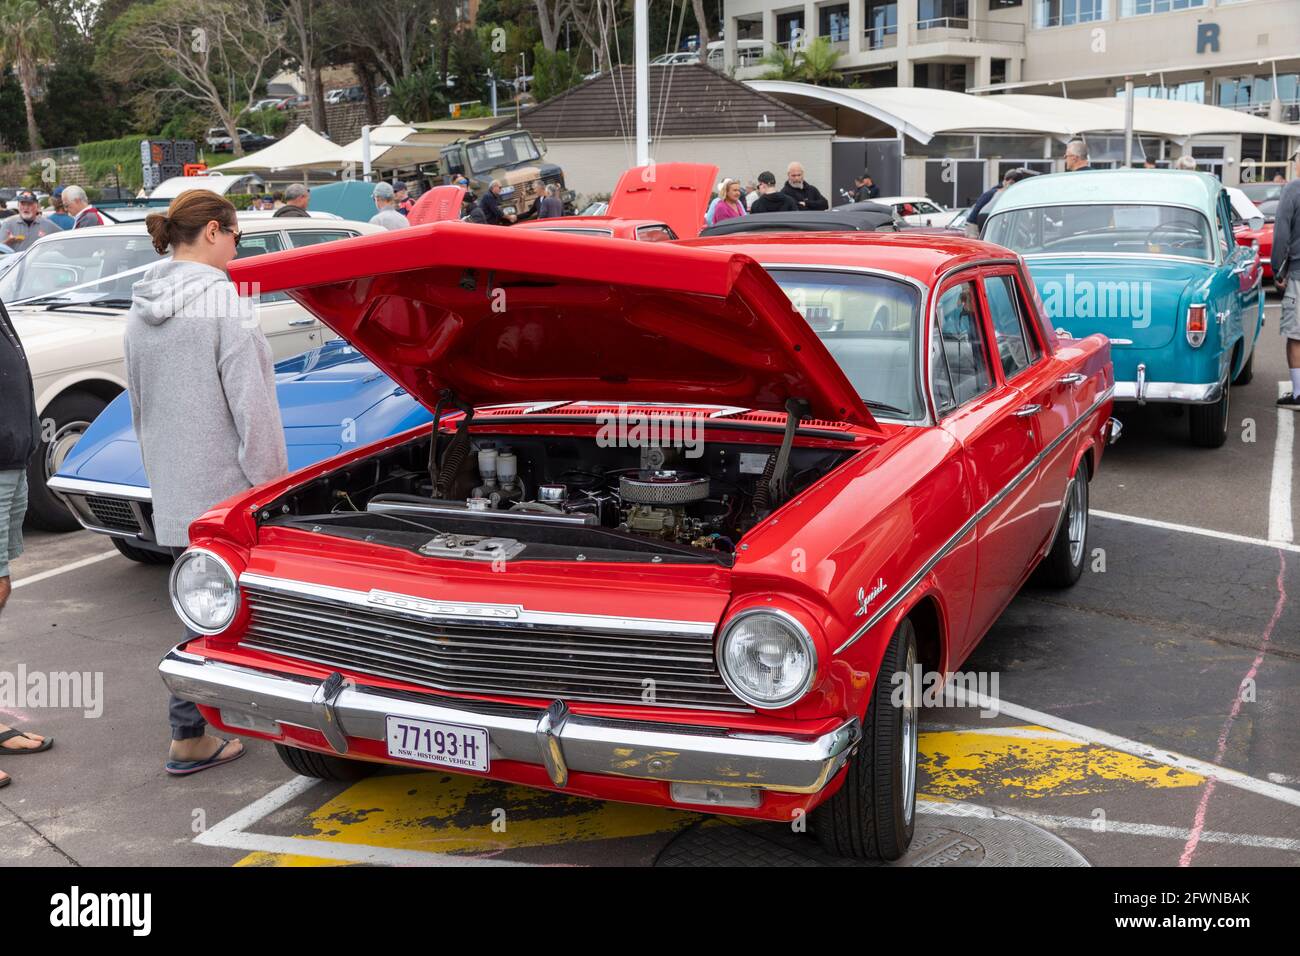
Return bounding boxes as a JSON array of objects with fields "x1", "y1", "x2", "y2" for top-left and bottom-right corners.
[{"x1": 655, "y1": 801, "x2": 1088, "y2": 867}]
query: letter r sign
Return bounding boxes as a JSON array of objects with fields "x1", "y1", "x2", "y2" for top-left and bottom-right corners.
[{"x1": 1196, "y1": 23, "x2": 1220, "y2": 54}]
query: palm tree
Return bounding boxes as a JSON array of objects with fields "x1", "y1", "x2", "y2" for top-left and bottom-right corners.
[
  {"x1": 799, "y1": 37, "x2": 843, "y2": 87},
  {"x1": 0, "y1": 0, "x2": 54, "y2": 151},
  {"x1": 758, "y1": 43, "x2": 802, "y2": 81}
]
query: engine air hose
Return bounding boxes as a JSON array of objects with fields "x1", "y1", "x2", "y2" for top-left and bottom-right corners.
[
  {"x1": 752, "y1": 452, "x2": 777, "y2": 514},
  {"x1": 435, "y1": 428, "x2": 470, "y2": 499}
]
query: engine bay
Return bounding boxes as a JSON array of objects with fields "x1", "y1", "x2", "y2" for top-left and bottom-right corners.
[{"x1": 260, "y1": 423, "x2": 858, "y2": 565}]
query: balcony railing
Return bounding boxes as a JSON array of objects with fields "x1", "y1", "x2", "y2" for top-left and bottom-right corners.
[{"x1": 909, "y1": 17, "x2": 1026, "y2": 45}]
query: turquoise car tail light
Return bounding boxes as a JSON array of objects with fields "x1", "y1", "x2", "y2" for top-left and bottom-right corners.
[{"x1": 1186, "y1": 303, "x2": 1207, "y2": 348}]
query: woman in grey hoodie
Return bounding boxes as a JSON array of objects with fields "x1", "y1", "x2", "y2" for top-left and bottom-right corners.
[{"x1": 125, "y1": 190, "x2": 288, "y2": 776}]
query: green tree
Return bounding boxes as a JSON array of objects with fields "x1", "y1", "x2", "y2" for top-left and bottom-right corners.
[
  {"x1": 0, "y1": 0, "x2": 56, "y2": 151},
  {"x1": 758, "y1": 44, "x2": 802, "y2": 81},
  {"x1": 799, "y1": 37, "x2": 843, "y2": 86},
  {"x1": 530, "y1": 42, "x2": 582, "y2": 102}
]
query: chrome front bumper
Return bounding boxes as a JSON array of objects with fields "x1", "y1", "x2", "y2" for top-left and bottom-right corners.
[
  {"x1": 1115, "y1": 363, "x2": 1223, "y2": 405},
  {"x1": 159, "y1": 646, "x2": 859, "y2": 795}
]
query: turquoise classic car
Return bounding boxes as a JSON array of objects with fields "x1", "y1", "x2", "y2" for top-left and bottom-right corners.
[{"x1": 983, "y1": 169, "x2": 1264, "y2": 447}]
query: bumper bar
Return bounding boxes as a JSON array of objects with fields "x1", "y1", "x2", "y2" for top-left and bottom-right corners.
[
  {"x1": 159, "y1": 646, "x2": 859, "y2": 794},
  {"x1": 1116, "y1": 363, "x2": 1223, "y2": 405}
]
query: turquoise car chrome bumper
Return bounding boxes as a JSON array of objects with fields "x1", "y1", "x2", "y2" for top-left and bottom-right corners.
[{"x1": 1115, "y1": 363, "x2": 1224, "y2": 405}]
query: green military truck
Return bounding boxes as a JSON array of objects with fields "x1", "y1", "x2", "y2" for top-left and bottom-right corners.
[{"x1": 438, "y1": 129, "x2": 575, "y2": 219}]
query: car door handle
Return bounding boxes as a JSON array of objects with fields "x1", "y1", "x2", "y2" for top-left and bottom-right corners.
[
  {"x1": 1057, "y1": 373, "x2": 1086, "y2": 386},
  {"x1": 1013, "y1": 404, "x2": 1042, "y2": 418},
  {"x1": 288, "y1": 318, "x2": 315, "y2": 326}
]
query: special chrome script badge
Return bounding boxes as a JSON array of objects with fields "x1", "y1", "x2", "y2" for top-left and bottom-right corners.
[
  {"x1": 854, "y1": 578, "x2": 887, "y2": 618},
  {"x1": 366, "y1": 590, "x2": 522, "y2": 620}
]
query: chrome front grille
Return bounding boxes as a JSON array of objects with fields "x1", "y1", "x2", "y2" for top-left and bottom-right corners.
[
  {"x1": 84, "y1": 495, "x2": 142, "y2": 533},
  {"x1": 239, "y1": 582, "x2": 746, "y2": 712}
]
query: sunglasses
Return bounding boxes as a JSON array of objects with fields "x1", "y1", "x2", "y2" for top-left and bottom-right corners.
[{"x1": 219, "y1": 224, "x2": 243, "y2": 245}]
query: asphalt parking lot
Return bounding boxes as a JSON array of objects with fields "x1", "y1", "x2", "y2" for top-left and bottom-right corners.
[{"x1": 3, "y1": 294, "x2": 1298, "y2": 868}]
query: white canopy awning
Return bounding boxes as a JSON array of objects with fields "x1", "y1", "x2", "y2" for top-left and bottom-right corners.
[
  {"x1": 335, "y1": 115, "x2": 431, "y2": 170},
  {"x1": 745, "y1": 82, "x2": 1074, "y2": 142},
  {"x1": 212, "y1": 123, "x2": 348, "y2": 173},
  {"x1": 1082, "y1": 97, "x2": 1299, "y2": 138}
]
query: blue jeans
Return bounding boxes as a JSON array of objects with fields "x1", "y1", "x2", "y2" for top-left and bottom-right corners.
[
  {"x1": 168, "y1": 547, "x2": 207, "y2": 741},
  {"x1": 0, "y1": 469, "x2": 27, "y2": 580}
]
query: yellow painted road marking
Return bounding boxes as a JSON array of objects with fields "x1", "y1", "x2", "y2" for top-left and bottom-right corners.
[
  {"x1": 237, "y1": 771, "x2": 698, "y2": 867},
  {"x1": 920, "y1": 725, "x2": 1204, "y2": 801},
  {"x1": 234, "y1": 725, "x2": 1207, "y2": 865}
]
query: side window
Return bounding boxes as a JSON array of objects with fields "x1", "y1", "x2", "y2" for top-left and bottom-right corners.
[
  {"x1": 1215, "y1": 194, "x2": 1232, "y2": 257},
  {"x1": 234, "y1": 232, "x2": 289, "y2": 303},
  {"x1": 287, "y1": 230, "x2": 354, "y2": 249},
  {"x1": 983, "y1": 274, "x2": 1038, "y2": 378},
  {"x1": 931, "y1": 281, "x2": 995, "y2": 414}
]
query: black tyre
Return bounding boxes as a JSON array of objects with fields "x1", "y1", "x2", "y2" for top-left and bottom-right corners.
[
  {"x1": 26, "y1": 391, "x2": 109, "y2": 531},
  {"x1": 811, "y1": 619, "x2": 918, "y2": 861},
  {"x1": 1188, "y1": 376, "x2": 1230, "y2": 448},
  {"x1": 275, "y1": 743, "x2": 375, "y2": 782},
  {"x1": 1232, "y1": 347, "x2": 1254, "y2": 386},
  {"x1": 1034, "y1": 458, "x2": 1090, "y2": 588},
  {"x1": 111, "y1": 536, "x2": 174, "y2": 565}
]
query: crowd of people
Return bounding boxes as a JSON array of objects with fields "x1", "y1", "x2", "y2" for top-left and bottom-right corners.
[{"x1": 0, "y1": 185, "x2": 105, "y2": 253}]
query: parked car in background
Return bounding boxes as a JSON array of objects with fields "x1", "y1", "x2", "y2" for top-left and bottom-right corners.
[
  {"x1": 876, "y1": 196, "x2": 964, "y2": 228},
  {"x1": 159, "y1": 222, "x2": 1114, "y2": 861},
  {"x1": 0, "y1": 217, "x2": 382, "y2": 530},
  {"x1": 251, "y1": 98, "x2": 287, "y2": 111},
  {"x1": 277, "y1": 94, "x2": 310, "y2": 111},
  {"x1": 513, "y1": 217, "x2": 678, "y2": 241},
  {"x1": 700, "y1": 205, "x2": 898, "y2": 237},
  {"x1": 206, "y1": 127, "x2": 277, "y2": 153},
  {"x1": 1229, "y1": 186, "x2": 1275, "y2": 280},
  {"x1": 50, "y1": 339, "x2": 431, "y2": 563},
  {"x1": 1237, "y1": 181, "x2": 1282, "y2": 221},
  {"x1": 325, "y1": 86, "x2": 364, "y2": 104},
  {"x1": 984, "y1": 169, "x2": 1264, "y2": 447}
]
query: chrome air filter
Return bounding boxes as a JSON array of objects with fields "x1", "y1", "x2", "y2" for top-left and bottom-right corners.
[{"x1": 619, "y1": 471, "x2": 710, "y2": 506}]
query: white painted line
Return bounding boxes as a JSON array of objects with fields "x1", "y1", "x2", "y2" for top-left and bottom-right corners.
[
  {"x1": 1093, "y1": 510, "x2": 1300, "y2": 554},
  {"x1": 946, "y1": 688, "x2": 1300, "y2": 810},
  {"x1": 1270, "y1": 380, "x2": 1295, "y2": 543},
  {"x1": 196, "y1": 774, "x2": 534, "y2": 867},
  {"x1": 11, "y1": 550, "x2": 118, "y2": 589},
  {"x1": 1268, "y1": 773, "x2": 1300, "y2": 785},
  {"x1": 955, "y1": 804, "x2": 1300, "y2": 854}
]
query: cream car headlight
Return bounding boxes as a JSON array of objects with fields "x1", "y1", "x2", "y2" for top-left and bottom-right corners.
[
  {"x1": 169, "y1": 549, "x2": 239, "y2": 634},
  {"x1": 717, "y1": 608, "x2": 816, "y2": 709}
]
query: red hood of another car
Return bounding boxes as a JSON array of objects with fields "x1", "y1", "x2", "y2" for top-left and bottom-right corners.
[
  {"x1": 606, "y1": 162, "x2": 718, "y2": 239},
  {"x1": 227, "y1": 221, "x2": 878, "y2": 429}
]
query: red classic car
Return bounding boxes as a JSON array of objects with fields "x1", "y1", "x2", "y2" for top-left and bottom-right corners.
[
  {"x1": 512, "y1": 216, "x2": 679, "y2": 241},
  {"x1": 160, "y1": 222, "x2": 1115, "y2": 860}
]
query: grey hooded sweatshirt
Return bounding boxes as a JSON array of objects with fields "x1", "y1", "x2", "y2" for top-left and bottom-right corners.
[{"x1": 124, "y1": 259, "x2": 288, "y2": 547}]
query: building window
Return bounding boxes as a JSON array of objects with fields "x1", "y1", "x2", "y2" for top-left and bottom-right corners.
[
  {"x1": 864, "y1": 1, "x2": 898, "y2": 48},
  {"x1": 819, "y1": 4, "x2": 851, "y2": 41},
  {"x1": 1034, "y1": 0, "x2": 1108, "y2": 27},
  {"x1": 1120, "y1": 0, "x2": 1204, "y2": 15},
  {"x1": 918, "y1": 0, "x2": 969, "y2": 26},
  {"x1": 914, "y1": 62, "x2": 967, "y2": 92},
  {"x1": 991, "y1": 58, "x2": 1008, "y2": 86},
  {"x1": 776, "y1": 12, "x2": 804, "y2": 46},
  {"x1": 1126, "y1": 80, "x2": 1205, "y2": 103}
]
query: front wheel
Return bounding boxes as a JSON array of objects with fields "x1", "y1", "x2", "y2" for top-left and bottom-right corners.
[
  {"x1": 1188, "y1": 377, "x2": 1230, "y2": 448},
  {"x1": 25, "y1": 391, "x2": 108, "y2": 531},
  {"x1": 275, "y1": 743, "x2": 375, "y2": 782},
  {"x1": 811, "y1": 619, "x2": 918, "y2": 861}
]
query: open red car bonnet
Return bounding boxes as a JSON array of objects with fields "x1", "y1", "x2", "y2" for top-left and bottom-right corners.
[
  {"x1": 606, "y1": 162, "x2": 718, "y2": 239},
  {"x1": 407, "y1": 184, "x2": 466, "y2": 225},
  {"x1": 227, "y1": 220, "x2": 877, "y2": 429}
]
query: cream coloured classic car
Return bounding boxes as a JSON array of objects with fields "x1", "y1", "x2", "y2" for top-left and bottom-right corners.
[{"x1": 0, "y1": 215, "x2": 382, "y2": 530}]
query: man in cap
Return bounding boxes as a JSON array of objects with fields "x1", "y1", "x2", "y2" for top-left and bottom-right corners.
[
  {"x1": 749, "y1": 171, "x2": 797, "y2": 214},
  {"x1": 369, "y1": 181, "x2": 408, "y2": 230},
  {"x1": 394, "y1": 181, "x2": 416, "y2": 217},
  {"x1": 0, "y1": 190, "x2": 61, "y2": 250}
]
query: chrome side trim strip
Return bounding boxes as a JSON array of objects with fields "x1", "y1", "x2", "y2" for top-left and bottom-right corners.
[
  {"x1": 46, "y1": 476, "x2": 153, "y2": 502},
  {"x1": 238, "y1": 572, "x2": 718, "y2": 637},
  {"x1": 834, "y1": 385, "x2": 1114, "y2": 655}
]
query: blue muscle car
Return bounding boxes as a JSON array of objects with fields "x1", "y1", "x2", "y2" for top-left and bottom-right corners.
[
  {"x1": 47, "y1": 339, "x2": 433, "y2": 562},
  {"x1": 984, "y1": 169, "x2": 1265, "y2": 447}
]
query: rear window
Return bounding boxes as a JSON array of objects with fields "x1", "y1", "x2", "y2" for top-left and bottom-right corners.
[{"x1": 985, "y1": 204, "x2": 1214, "y2": 260}]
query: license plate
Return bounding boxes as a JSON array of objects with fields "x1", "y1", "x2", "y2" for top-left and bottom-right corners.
[{"x1": 385, "y1": 715, "x2": 490, "y2": 772}]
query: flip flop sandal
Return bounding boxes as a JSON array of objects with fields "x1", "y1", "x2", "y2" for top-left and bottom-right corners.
[
  {"x1": 0, "y1": 774, "x2": 10, "y2": 788},
  {"x1": 0, "y1": 729, "x2": 53, "y2": 755},
  {"x1": 165, "y1": 739, "x2": 245, "y2": 776}
]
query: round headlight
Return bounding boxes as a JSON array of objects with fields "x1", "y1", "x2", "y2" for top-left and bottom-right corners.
[
  {"x1": 717, "y1": 609, "x2": 816, "y2": 709},
  {"x1": 169, "y1": 549, "x2": 239, "y2": 634}
]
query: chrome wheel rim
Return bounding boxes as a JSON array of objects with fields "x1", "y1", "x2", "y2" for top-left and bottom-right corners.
[
  {"x1": 44, "y1": 420, "x2": 90, "y2": 484},
  {"x1": 900, "y1": 638, "x2": 918, "y2": 826},
  {"x1": 1067, "y1": 476, "x2": 1088, "y2": 568}
]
